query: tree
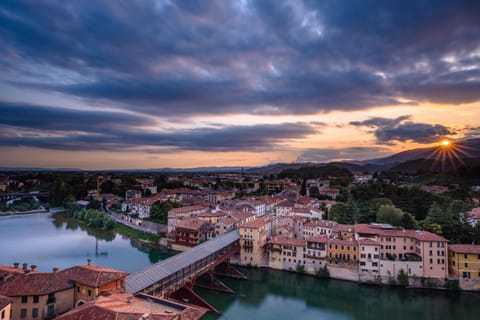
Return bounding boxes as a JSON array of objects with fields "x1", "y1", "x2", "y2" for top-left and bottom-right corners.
[
  {"x1": 329, "y1": 202, "x2": 354, "y2": 224},
  {"x1": 87, "y1": 199, "x2": 102, "y2": 210},
  {"x1": 402, "y1": 213, "x2": 417, "y2": 229},
  {"x1": 376, "y1": 204, "x2": 404, "y2": 226},
  {"x1": 149, "y1": 201, "x2": 181, "y2": 224},
  {"x1": 300, "y1": 177, "x2": 307, "y2": 196},
  {"x1": 309, "y1": 186, "x2": 320, "y2": 198}
]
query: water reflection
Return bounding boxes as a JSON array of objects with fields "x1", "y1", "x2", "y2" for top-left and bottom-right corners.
[
  {"x1": 199, "y1": 268, "x2": 480, "y2": 320},
  {"x1": 0, "y1": 212, "x2": 173, "y2": 273}
]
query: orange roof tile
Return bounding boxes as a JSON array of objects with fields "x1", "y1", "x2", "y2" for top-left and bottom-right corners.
[
  {"x1": 269, "y1": 236, "x2": 306, "y2": 247},
  {"x1": 449, "y1": 244, "x2": 480, "y2": 254},
  {"x1": 240, "y1": 218, "x2": 266, "y2": 229},
  {"x1": 65, "y1": 265, "x2": 128, "y2": 288}
]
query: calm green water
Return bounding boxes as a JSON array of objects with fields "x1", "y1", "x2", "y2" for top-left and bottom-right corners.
[
  {"x1": 199, "y1": 268, "x2": 480, "y2": 320},
  {"x1": 1, "y1": 213, "x2": 479, "y2": 319},
  {"x1": 0, "y1": 212, "x2": 172, "y2": 273}
]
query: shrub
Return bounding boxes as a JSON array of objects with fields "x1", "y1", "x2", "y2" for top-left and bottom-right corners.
[{"x1": 316, "y1": 266, "x2": 330, "y2": 278}]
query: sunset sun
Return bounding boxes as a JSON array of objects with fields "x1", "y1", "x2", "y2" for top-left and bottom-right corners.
[{"x1": 441, "y1": 140, "x2": 450, "y2": 147}]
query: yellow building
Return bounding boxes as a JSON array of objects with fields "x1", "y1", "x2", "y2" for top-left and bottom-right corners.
[
  {"x1": 0, "y1": 264, "x2": 74, "y2": 320},
  {"x1": 0, "y1": 295, "x2": 12, "y2": 320},
  {"x1": 448, "y1": 244, "x2": 480, "y2": 290},
  {"x1": 239, "y1": 218, "x2": 267, "y2": 267},
  {"x1": 327, "y1": 238, "x2": 358, "y2": 268}
]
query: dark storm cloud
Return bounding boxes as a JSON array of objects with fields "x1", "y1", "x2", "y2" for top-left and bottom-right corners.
[
  {"x1": 0, "y1": 102, "x2": 320, "y2": 151},
  {"x1": 351, "y1": 116, "x2": 456, "y2": 144},
  {"x1": 297, "y1": 147, "x2": 392, "y2": 162},
  {"x1": 1, "y1": 0, "x2": 479, "y2": 116},
  {"x1": 0, "y1": 101, "x2": 155, "y2": 132}
]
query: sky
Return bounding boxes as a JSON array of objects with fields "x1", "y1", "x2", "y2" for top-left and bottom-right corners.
[{"x1": 0, "y1": 0, "x2": 479, "y2": 169}]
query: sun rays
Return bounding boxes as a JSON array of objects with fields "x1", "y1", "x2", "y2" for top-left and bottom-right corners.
[{"x1": 422, "y1": 139, "x2": 477, "y2": 172}]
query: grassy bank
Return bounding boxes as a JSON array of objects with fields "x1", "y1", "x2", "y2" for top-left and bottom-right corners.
[{"x1": 113, "y1": 222, "x2": 160, "y2": 244}]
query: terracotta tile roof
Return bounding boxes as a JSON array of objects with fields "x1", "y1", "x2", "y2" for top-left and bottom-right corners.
[
  {"x1": 306, "y1": 235, "x2": 329, "y2": 243},
  {"x1": 0, "y1": 269, "x2": 71, "y2": 296},
  {"x1": 0, "y1": 295, "x2": 12, "y2": 310},
  {"x1": 269, "y1": 236, "x2": 306, "y2": 247},
  {"x1": 328, "y1": 238, "x2": 358, "y2": 246},
  {"x1": 65, "y1": 264, "x2": 128, "y2": 288},
  {"x1": 354, "y1": 224, "x2": 448, "y2": 242},
  {"x1": 54, "y1": 292, "x2": 206, "y2": 320},
  {"x1": 333, "y1": 224, "x2": 354, "y2": 232},
  {"x1": 170, "y1": 205, "x2": 207, "y2": 215},
  {"x1": 176, "y1": 218, "x2": 209, "y2": 231},
  {"x1": 229, "y1": 211, "x2": 255, "y2": 222},
  {"x1": 217, "y1": 217, "x2": 237, "y2": 225},
  {"x1": 304, "y1": 220, "x2": 335, "y2": 228},
  {"x1": 240, "y1": 218, "x2": 266, "y2": 229},
  {"x1": 449, "y1": 244, "x2": 480, "y2": 254},
  {"x1": 198, "y1": 211, "x2": 226, "y2": 218}
]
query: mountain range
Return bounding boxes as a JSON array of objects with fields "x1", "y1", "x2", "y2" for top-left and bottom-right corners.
[{"x1": 1, "y1": 139, "x2": 479, "y2": 174}]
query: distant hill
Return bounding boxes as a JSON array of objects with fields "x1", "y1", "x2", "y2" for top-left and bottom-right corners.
[{"x1": 363, "y1": 138, "x2": 480, "y2": 167}]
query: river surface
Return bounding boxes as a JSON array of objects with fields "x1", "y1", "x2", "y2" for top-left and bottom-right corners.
[{"x1": 1, "y1": 212, "x2": 479, "y2": 320}]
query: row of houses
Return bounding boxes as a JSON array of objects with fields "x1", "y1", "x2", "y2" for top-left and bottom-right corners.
[
  {"x1": 0, "y1": 261, "x2": 204, "y2": 320},
  {"x1": 237, "y1": 217, "x2": 480, "y2": 289}
]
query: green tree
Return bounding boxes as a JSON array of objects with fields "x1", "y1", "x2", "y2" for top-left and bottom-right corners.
[
  {"x1": 300, "y1": 177, "x2": 307, "y2": 196},
  {"x1": 149, "y1": 201, "x2": 181, "y2": 224},
  {"x1": 329, "y1": 202, "x2": 354, "y2": 224},
  {"x1": 376, "y1": 204, "x2": 404, "y2": 226}
]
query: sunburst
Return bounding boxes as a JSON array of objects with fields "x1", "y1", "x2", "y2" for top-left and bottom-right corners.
[{"x1": 421, "y1": 139, "x2": 476, "y2": 172}]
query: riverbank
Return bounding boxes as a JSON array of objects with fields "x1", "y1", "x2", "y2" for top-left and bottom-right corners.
[
  {"x1": 0, "y1": 208, "x2": 49, "y2": 216},
  {"x1": 113, "y1": 222, "x2": 160, "y2": 244}
]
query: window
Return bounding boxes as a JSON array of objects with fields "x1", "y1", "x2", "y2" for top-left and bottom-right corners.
[
  {"x1": 77, "y1": 286, "x2": 80, "y2": 292},
  {"x1": 465, "y1": 262, "x2": 468, "y2": 268},
  {"x1": 1, "y1": 310, "x2": 5, "y2": 319},
  {"x1": 20, "y1": 308, "x2": 27, "y2": 318},
  {"x1": 47, "y1": 305, "x2": 54, "y2": 316},
  {"x1": 464, "y1": 253, "x2": 468, "y2": 259},
  {"x1": 21, "y1": 296, "x2": 28, "y2": 303},
  {"x1": 32, "y1": 308, "x2": 38, "y2": 318},
  {"x1": 33, "y1": 295, "x2": 39, "y2": 303}
]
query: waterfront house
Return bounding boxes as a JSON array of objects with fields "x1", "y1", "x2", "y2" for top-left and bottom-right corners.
[
  {"x1": 448, "y1": 244, "x2": 480, "y2": 290},
  {"x1": 173, "y1": 218, "x2": 213, "y2": 249},
  {"x1": 327, "y1": 238, "x2": 359, "y2": 268},
  {"x1": 358, "y1": 239, "x2": 381, "y2": 277},
  {"x1": 239, "y1": 218, "x2": 268, "y2": 267},
  {"x1": 267, "y1": 236, "x2": 306, "y2": 272}
]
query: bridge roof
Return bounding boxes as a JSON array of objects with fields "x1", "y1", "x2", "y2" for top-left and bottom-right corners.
[{"x1": 126, "y1": 229, "x2": 240, "y2": 294}]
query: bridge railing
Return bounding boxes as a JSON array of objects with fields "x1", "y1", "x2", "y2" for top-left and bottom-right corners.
[{"x1": 143, "y1": 242, "x2": 239, "y2": 296}]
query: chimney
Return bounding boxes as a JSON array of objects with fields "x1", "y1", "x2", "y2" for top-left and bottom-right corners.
[
  {"x1": 22, "y1": 263, "x2": 28, "y2": 271},
  {"x1": 30, "y1": 265, "x2": 37, "y2": 272},
  {"x1": 87, "y1": 258, "x2": 91, "y2": 266},
  {"x1": 13, "y1": 262, "x2": 19, "y2": 269},
  {"x1": 53, "y1": 267, "x2": 59, "y2": 273}
]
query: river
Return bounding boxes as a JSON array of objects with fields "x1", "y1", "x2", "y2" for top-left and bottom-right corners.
[{"x1": 0, "y1": 212, "x2": 478, "y2": 320}]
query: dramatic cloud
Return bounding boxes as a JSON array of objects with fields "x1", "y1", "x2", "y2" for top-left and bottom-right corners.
[
  {"x1": 1, "y1": 0, "x2": 479, "y2": 116},
  {"x1": 0, "y1": 101, "x2": 155, "y2": 132},
  {"x1": 297, "y1": 147, "x2": 392, "y2": 163},
  {"x1": 350, "y1": 116, "x2": 456, "y2": 144},
  {"x1": 0, "y1": 101, "x2": 320, "y2": 152}
]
